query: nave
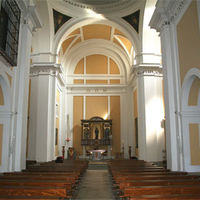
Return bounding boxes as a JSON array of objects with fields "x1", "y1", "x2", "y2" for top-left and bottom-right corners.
[{"x1": 1, "y1": 159, "x2": 200, "y2": 199}]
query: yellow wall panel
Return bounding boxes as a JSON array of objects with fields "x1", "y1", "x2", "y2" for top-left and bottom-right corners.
[
  {"x1": 189, "y1": 124, "x2": 200, "y2": 165},
  {"x1": 68, "y1": 28, "x2": 80, "y2": 36},
  {"x1": 86, "y1": 80, "x2": 107, "y2": 84},
  {"x1": 0, "y1": 85, "x2": 4, "y2": 105},
  {"x1": 113, "y1": 38, "x2": 124, "y2": 51},
  {"x1": 62, "y1": 36, "x2": 76, "y2": 53},
  {"x1": 86, "y1": 55, "x2": 107, "y2": 74},
  {"x1": 0, "y1": 124, "x2": 3, "y2": 166},
  {"x1": 110, "y1": 59, "x2": 120, "y2": 74},
  {"x1": 56, "y1": 89, "x2": 60, "y2": 104},
  {"x1": 74, "y1": 79, "x2": 84, "y2": 84},
  {"x1": 110, "y1": 79, "x2": 120, "y2": 84},
  {"x1": 188, "y1": 78, "x2": 200, "y2": 106},
  {"x1": 83, "y1": 24, "x2": 111, "y2": 40},
  {"x1": 117, "y1": 36, "x2": 132, "y2": 53},
  {"x1": 70, "y1": 37, "x2": 81, "y2": 50},
  {"x1": 177, "y1": 1, "x2": 200, "y2": 85},
  {"x1": 110, "y1": 96, "x2": 121, "y2": 155},
  {"x1": 86, "y1": 96, "x2": 108, "y2": 119},
  {"x1": 114, "y1": 29, "x2": 126, "y2": 37},
  {"x1": 73, "y1": 96, "x2": 83, "y2": 155},
  {"x1": 74, "y1": 58, "x2": 84, "y2": 74}
]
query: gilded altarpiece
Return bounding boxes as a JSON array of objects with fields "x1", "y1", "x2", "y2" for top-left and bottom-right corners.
[{"x1": 81, "y1": 117, "x2": 112, "y2": 159}]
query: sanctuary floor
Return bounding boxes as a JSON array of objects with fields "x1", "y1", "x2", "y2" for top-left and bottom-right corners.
[{"x1": 76, "y1": 161, "x2": 114, "y2": 199}]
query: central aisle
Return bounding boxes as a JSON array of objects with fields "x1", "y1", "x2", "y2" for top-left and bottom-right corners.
[{"x1": 76, "y1": 168, "x2": 114, "y2": 199}]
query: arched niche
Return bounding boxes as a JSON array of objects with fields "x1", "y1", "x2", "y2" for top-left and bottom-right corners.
[
  {"x1": 182, "y1": 68, "x2": 200, "y2": 109},
  {"x1": 181, "y1": 68, "x2": 200, "y2": 172},
  {"x1": 0, "y1": 72, "x2": 11, "y2": 172},
  {"x1": 0, "y1": 73, "x2": 11, "y2": 110}
]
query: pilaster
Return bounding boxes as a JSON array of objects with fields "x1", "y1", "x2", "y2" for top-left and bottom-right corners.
[
  {"x1": 132, "y1": 65, "x2": 165, "y2": 162},
  {"x1": 28, "y1": 63, "x2": 63, "y2": 162},
  {"x1": 149, "y1": 0, "x2": 191, "y2": 171},
  {"x1": 12, "y1": 3, "x2": 42, "y2": 171}
]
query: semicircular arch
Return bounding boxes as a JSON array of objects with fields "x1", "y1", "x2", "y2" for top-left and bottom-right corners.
[
  {"x1": 181, "y1": 68, "x2": 200, "y2": 109},
  {"x1": 64, "y1": 42, "x2": 128, "y2": 83},
  {"x1": 0, "y1": 72, "x2": 11, "y2": 110},
  {"x1": 53, "y1": 17, "x2": 140, "y2": 58}
]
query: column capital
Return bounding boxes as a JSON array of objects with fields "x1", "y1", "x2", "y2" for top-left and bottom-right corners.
[
  {"x1": 30, "y1": 63, "x2": 66, "y2": 86},
  {"x1": 150, "y1": 0, "x2": 190, "y2": 33},
  {"x1": 30, "y1": 63, "x2": 63, "y2": 76},
  {"x1": 131, "y1": 64, "x2": 163, "y2": 79},
  {"x1": 17, "y1": 0, "x2": 42, "y2": 33}
]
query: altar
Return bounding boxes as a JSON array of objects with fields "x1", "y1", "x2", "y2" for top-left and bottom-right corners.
[
  {"x1": 80, "y1": 116, "x2": 112, "y2": 159},
  {"x1": 88, "y1": 149, "x2": 106, "y2": 160}
]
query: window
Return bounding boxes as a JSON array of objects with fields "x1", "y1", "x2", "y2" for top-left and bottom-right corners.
[{"x1": 0, "y1": 0, "x2": 21, "y2": 66}]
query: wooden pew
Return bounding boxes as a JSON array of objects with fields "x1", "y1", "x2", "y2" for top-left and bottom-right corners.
[
  {"x1": 109, "y1": 160, "x2": 200, "y2": 200},
  {"x1": 116, "y1": 179, "x2": 200, "y2": 189},
  {"x1": 0, "y1": 160, "x2": 88, "y2": 199},
  {"x1": 0, "y1": 196, "x2": 66, "y2": 199},
  {"x1": 128, "y1": 194, "x2": 200, "y2": 199},
  {"x1": 0, "y1": 186, "x2": 68, "y2": 197},
  {"x1": 122, "y1": 185, "x2": 200, "y2": 196}
]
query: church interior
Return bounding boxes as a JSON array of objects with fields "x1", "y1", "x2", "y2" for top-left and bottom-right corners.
[{"x1": 0, "y1": 0, "x2": 200, "y2": 199}]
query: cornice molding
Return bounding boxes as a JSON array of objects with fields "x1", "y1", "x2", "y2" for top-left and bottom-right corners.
[
  {"x1": 30, "y1": 63, "x2": 63, "y2": 76},
  {"x1": 180, "y1": 110, "x2": 200, "y2": 118},
  {"x1": 131, "y1": 64, "x2": 163, "y2": 78},
  {"x1": 149, "y1": 0, "x2": 190, "y2": 32},
  {"x1": 61, "y1": 0, "x2": 139, "y2": 17},
  {"x1": 17, "y1": 0, "x2": 42, "y2": 32},
  {"x1": 66, "y1": 84, "x2": 127, "y2": 94},
  {"x1": 63, "y1": 0, "x2": 130, "y2": 10}
]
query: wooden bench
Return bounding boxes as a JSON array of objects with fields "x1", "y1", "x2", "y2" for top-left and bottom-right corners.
[
  {"x1": 122, "y1": 185, "x2": 200, "y2": 196},
  {"x1": 115, "y1": 179, "x2": 200, "y2": 189},
  {"x1": 0, "y1": 185, "x2": 68, "y2": 197},
  {"x1": 109, "y1": 160, "x2": 200, "y2": 200},
  {"x1": 0, "y1": 160, "x2": 88, "y2": 199},
  {"x1": 127, "y1": 194, "x2": 200, "y2": 199},
  {"x1": 0, "y1": 196, "x2": 66, "y2": 199}
]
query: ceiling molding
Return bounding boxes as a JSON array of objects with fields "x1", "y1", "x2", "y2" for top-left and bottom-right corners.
[{"x1": 49, "y1": 0, "x2": 141, "y2": 18}]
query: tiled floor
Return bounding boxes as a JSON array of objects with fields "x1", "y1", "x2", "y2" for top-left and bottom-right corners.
[{"x1": 76, "y1": 169, "x2": 114, "y2": 200}]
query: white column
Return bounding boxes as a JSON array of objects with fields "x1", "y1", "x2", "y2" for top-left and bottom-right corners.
[
  {"x1": 13, "y1": 22, "x2": 33, "y2": 171},
  {"x1": 160, "y1": 24, "x2": 182, "y2": 171},
  {"x1": 136, "y1": 67, "x2": 165, "y2": 162},
  {"x1": 28, "y1": 64, "x2": 61, "y2": 162},
  {"x1": 120, "y1": 93, "x2": 128, "y2": 158},
  {"x1": 137, "y1": 75, "x2": 146, "y2": 160},
  {"x1": 126, "y1": 87, "x2": 135, "y2": 157}
]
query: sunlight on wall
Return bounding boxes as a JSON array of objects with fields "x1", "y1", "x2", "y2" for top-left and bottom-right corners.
[
  {"x1": 103, "y1": 113, "x2": 108, "y2": 120},
  {"x1": 146, "y1": 97, "x2": 165, "y2": 145},
  {"x1": 86, "y1": 9, "x2": 105, "y2": 19}
]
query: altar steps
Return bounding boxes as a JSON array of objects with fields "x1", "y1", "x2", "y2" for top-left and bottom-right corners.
[{"x1": 88, "y1": 161, "x2": 108, "y2": 170}]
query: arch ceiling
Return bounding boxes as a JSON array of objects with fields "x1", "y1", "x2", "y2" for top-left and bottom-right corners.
[
  {"x1": 59, "y1": 24, "x2": 133, "y2": 58},
  {"x1": 50, "y1": 0, "x2": 143, "y2": 83}
]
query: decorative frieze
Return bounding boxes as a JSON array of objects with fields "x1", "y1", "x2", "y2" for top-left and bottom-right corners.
[
  {"x1": 131, "y1": 64, "x2": 163, "y2": 78},
  {"x1": 66, "y1": 84, "x2": 127, "y2": 94},
  {"x1": 63, "y1": 0, "x2": 131, "y2": 11},
  {"x1": 30, "y1": 63, "x2": 62, "y2": 76},
  {"x1": 30, "y1": 63, "x2": 66, "y2": 86},
  {"x1": 150, "y1": 0, "x2": 189, "y2": 32}
]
